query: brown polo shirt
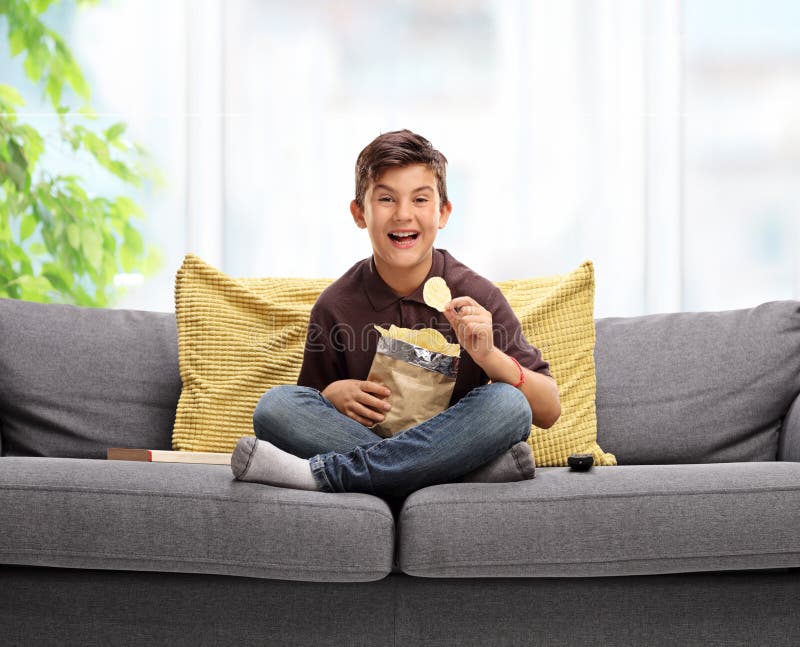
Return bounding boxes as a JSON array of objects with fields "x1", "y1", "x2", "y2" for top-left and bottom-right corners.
[{"x1": 297, "y1": 248, "x2": 550, "y2": 406}]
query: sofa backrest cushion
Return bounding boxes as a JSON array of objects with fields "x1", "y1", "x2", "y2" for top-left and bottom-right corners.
[
  {"x1": 594, "y1": 300, "x2": 800, "y2": 464},
  {"x1": 0, "y1": 298, "x2": 181, "y2": 458},
  {"x1": 778, "y1": 392, "x2": 800, "y2": 461}
]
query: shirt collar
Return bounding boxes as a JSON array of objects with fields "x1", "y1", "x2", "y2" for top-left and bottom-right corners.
[{"x1": 363, "y1": 249, "x2": 445, "y2": 312}]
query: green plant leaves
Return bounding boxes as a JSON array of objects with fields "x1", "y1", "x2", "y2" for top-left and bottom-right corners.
[
  {"x1": 105, "y1": 122, "x2": 126, "y2": 142},
  {"x1": 81, "y1": 227, "x2": 102, "y2": 268},
  {"x1": 0, "y1": 0, "x2": 162, "y2": 306},
  {"x1": 31, "y1": 0, "x2": 55, "y2": 15},
  {"x1": 19, "y1": 214, "x2": 37, "y2": 240},
  {"x1": 54, "y1": 37, "x2": 90, "y2": 101},
  {"x1": 66, "y1": 223, "x2": 80, "y2": 249},
  {"x1": 9, "y1": 29, "x2": 26, "y2": 57},
  {"x1": 16, "y1": 125, "x2": 43, "y2": 166},
  {"x1": 0, "y1": 84, "x2": 25, "y2": 107},
  {"x1": 4, "y1": 137, "x2": 29, "y2": 190}
]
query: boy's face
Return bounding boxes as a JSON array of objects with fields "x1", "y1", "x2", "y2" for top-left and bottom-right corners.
[{"x1": 350, "y1": 164, "x2": 451, "y2": 278}]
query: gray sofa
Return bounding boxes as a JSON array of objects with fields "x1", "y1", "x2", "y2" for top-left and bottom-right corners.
[{"x1": 1, "y1": 296, "x2": 800, "y2": 646}]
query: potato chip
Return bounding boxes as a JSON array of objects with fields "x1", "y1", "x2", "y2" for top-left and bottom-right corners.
[
  {"x1": 413, "y1": 328, "x2": 447, "y2": 352},
  {"x1": 374, "y1": 324, "x2": 460, "y2": 357},
  {"x1": 423, "y1": 277, "x2": 451, "y2": 312}
]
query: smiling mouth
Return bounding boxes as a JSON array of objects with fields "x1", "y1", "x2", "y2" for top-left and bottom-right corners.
[{"x1": 388, "y1": 232, "x2": 419, "y2": 243}]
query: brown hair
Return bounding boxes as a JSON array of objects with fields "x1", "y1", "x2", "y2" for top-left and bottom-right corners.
[{"x1": 354, "y1": 129, "x2": 448, "y2": 208}]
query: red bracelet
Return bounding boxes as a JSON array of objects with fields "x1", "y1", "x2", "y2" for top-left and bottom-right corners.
[{"x1": 508, "y1": 356, "x2": 526, "y2": 388}]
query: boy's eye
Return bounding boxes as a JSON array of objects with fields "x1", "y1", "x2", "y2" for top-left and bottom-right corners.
[
  {"x1": 415, "y1": 197, "x2": 429, "y2": 203},
  {"x1": 378, "y1": 196, "x2": 394, "y2": 202}
]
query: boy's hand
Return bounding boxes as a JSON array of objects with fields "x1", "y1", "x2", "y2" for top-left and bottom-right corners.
[
  {"x1": 322, "y1": 379, "x2": 391, "y2": 427},
  {"x1": 444, "y1": 296, "x2": 494, "y2": 364}
]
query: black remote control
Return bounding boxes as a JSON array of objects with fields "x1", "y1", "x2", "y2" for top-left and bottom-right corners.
[{"x1": 568, "y1": 453, "x2": 594, "y2": 471}]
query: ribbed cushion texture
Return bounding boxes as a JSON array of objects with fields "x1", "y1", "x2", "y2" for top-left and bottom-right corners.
[
  {"x1": 0, "y1": 298, "x2": 181, "y2": 458},
  {"x1": 0, "y1": 457, "x2": 394, "y2": 582},
  {"x1": 172, "y1": 254, "x2": 331, "y2": 452},
  {"x1": 172, "y1": 254, "x2": 614, "y2": 466},
  {"x1": 399, "y1": 462, "x2": 800, "y2": 578},
  {"x1": 497, "y1": 260, "x2": 615, "y2": 465},
  {"x1": 594, "y1": 300, "x2": 800, "y2": 464}
]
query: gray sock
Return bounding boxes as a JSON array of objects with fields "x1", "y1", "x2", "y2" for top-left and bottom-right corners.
[
  {"x1": 231, "y1": 437, "x2": 319, "y2": 491},
  {"x1": 458, "y1": 441, "x2": 536, "y2": 483}
]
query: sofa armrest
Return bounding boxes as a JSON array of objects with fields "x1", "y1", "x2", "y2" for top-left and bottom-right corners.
[{"x1": 778, "y1": 392, "x2": 800, "y2": 461}]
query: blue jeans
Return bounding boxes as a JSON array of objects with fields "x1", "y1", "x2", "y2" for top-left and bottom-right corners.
[{"x1": 252, "y1": 382, "x2": 532, "y2": 498}]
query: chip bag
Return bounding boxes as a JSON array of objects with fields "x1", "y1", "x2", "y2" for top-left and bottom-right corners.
[{"x1": 368, "y1": 325, "x2": 460, "y2": 437}]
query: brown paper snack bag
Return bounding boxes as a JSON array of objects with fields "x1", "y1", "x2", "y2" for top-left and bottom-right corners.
[{"x1": 368, "y1": 326, "x2": 460, "y2": 437}]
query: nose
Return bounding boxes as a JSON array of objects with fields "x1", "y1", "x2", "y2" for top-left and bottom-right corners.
[{"x1": 393, "y1": 198, "x2": 413, "y2": 222}]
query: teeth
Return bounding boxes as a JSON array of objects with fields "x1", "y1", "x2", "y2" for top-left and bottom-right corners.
[{"x1": 391, "y1": 232, "x2": 416, "y2": 238}]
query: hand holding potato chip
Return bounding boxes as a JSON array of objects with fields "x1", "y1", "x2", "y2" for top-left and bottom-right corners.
[{"x1": 443, "y1": 296, "x2": 495, "y2": 363}]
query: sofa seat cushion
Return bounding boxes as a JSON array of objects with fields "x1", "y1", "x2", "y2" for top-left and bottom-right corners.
[
  {"x1": 398, "y1": 463, "x2": 800, "y2": 578},
  {"x1": 0, "y1": 458, "x2": 394, "y2": 582}
]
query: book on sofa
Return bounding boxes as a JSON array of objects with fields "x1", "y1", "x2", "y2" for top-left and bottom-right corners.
[{"x1": 107, "y1": 448, "x2": 231, "y2": 465}]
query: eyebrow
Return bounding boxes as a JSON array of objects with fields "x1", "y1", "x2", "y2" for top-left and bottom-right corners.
[{"x1": 373, "y1": 184, "x2": 434, "y2": 194}]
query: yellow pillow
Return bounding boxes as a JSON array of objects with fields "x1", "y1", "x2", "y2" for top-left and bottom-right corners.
[
  {"x1": 172, "y1": 254, "x2": 331, "y2": 452},
  {"x1": 173, "y1": 254, "x2": 615, "y2": 467},
  {"x1": 497, "y1": 261, "x2": 616, "y2": 466}
]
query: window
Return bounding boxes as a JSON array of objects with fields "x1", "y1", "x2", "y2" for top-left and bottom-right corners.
[
  {"x1": 683, "y1": 0, "x2": 800, "y2": 310},
  {"x1": 4, "y1": 0, "x2": 797, "y2": 316}
]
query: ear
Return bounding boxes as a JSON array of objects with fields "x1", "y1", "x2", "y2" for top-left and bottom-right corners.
[
  {"x1": 350, "y1": 200, "x2": 367, "y2": 229},
  {"x1": 437, "y1": 200, "x2": 452, "y2": 229}
]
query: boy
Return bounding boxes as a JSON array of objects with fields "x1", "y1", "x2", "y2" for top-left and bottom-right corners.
[{"x1": 232, "y1": 130, "x2": 560, "y2": 497}]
